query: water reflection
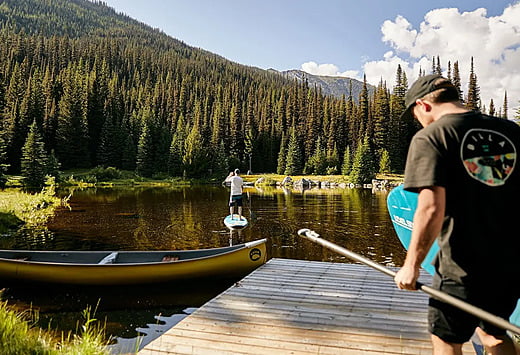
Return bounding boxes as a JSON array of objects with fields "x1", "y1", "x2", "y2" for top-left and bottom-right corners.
[{"x1": 1, "y1": 185, "x2": 406, "y2": 353}]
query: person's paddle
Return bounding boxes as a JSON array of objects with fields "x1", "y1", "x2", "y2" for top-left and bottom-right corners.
[{"x1": 297, "y1": 228, "x2": 520, "y2": 336}]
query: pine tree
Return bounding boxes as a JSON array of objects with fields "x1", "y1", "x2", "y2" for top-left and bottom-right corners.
[
  {"x1": 341, "y1": 145, "x2": 352, "y2": 176},
  {"x1": 304, "y1": 136, "x2": 327, "y2": 175},
  {"x1": 488, "y1": 99, "x2": 495, "y2": 116},
  {"x1": 373, "y1": 79, "x2": 390, "y2": 159},
  {"x1": 212, "y1": 140, "x2": 229, "y2": 176},
  {"x1": 357, "y1": 74, "x2": 370, "y2": 140},
  {"x1": 349, "y1": 135, "x2": 376, "y2": 184},
  {"x1": 452, "y1": 61, "x2": 462, "y2": 101},
  {"x1": 3, "y1": 62, "x2": 26, "y2": 172},
  {"x1": 466, "y1": 57, "x2": 480, "y2": 111},
  {"x1": 277, "y1": 132, "x2": 287, "y2": 175},
  {"x1": 21, "y1": 121, "x2": 49, "y2": 187},
  {"x1": 388, "y1": 65, "x2": 407, "y2": 173},
  {"x1": 326, "y1": 143, "x2": 339, "y2": 175},
  {"x1": 434, "y1": 56, "x2": 442, "y2": 75},
  {"x1": 0, "y1": 133, "x2": 9, "y2": 188},
  {"x1": 244, "y1": 128, "x2": 254, "y2": 174},
  {"x1": 284, "y1": 127, "x2": 302, "y2": 175},
  {"x1": 47, "y1": 149, "x2": 61, "y2": 179},
  {"x1": 56, "y1": 64, "x2": 90, "y2": 169},
  {"x1": 503, "y1": 91, "x2": 508, "y2": 119},
  {"x1": 97, "y1": 115, "x2": 118, "y2": 167},
  {"x1": 168, "y1": 114, "x2": 186, "y2": 176},
  {"x1": 379, "y1": 149, "x2": 391, "y2": 175},
  {"x1": 136, "y1": 121, "x2": 154, "y2": 177},
  {"x1": 183, "y1": 123, "x2": 207, "y2": 177}
]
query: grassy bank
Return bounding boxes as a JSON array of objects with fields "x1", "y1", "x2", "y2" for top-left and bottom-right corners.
[
  {"x1": 0, "y1": 183, "x2": 63, "y2": 232},
  {"x1": 3, "y1": 166, "x2": 404, "y2": 189},
  {"x1": 0, "y1": 301, "x2": 109, "y2": 354},
  {"x1": 0, "y1": 184, "x2": 111, "y2": 354},
  {"x1": 243, "y1": 173, "x2": 404, "y2": 186}
]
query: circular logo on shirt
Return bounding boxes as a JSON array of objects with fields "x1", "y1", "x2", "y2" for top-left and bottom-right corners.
[{"x1": 460, "y1": 128, "x2": 516, "y2": 186}]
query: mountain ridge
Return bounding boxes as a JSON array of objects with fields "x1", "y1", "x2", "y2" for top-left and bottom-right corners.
[{"x1": 272, "y1": 69, "x2": 375, "y2": 102}]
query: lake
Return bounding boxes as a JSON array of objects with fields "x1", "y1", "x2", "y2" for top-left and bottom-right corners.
[{"x1": 1, "y1": 184, "x2": 406, "y2": 353}]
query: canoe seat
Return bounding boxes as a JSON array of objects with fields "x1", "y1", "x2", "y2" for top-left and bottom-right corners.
[{"x1": 98, "y1": 252, "x2": 118, "y2": 264}]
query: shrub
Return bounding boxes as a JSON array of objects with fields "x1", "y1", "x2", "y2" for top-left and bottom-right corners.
[{"x1": 89, "y1": 167, "x2": 122, "y2": 181}]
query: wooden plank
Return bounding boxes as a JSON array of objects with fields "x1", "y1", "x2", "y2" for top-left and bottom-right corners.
[{"x1": 140, "y1": 258, "x2": 475, "y2": 354}]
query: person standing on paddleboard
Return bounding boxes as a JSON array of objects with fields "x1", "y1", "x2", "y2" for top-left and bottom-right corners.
[
  {"x1": 393, "y1": 74, "x2": 520, "y2": 354},
  {"x1": 225, "y1": 169, "x2": 244, "y2": 220}
]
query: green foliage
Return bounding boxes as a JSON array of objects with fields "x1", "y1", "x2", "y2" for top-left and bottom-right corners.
[
  {"x1": 341, "y1": 146, "x2": 352, "y2": 176},
  {"x1": 0, "y1": 0, "x2": 499, "y2": 183},
  {"x1": 284, "y1": 127, "x2": 303, "y2": 175},
  {"x1": 276, "y1": 133, "x2": 287, "y2": 175},
  {"x1": 326, "y1": 143, "x2": 340, "y2": 174},
  {"x1": 211, "y1": 140, "x2": 229, "y2": 176},
  {"x1": 47, "y1": 150, "x2": 61, "y2": 179},
  {"x1": 183, "y1": 124, "x2": 208, "y2": 177},
  {"x1": 379, "y1": 149, "x2": 391, "y2": 174},
  {"x1": 0, "y1": 212, "x2": 23, "y2": 233},
  {"x1": 349, "y1": 136, "x2": 376, "y2": 184},
  {"x1": 58, "y1": 306, "x2": 109, "y2": 355},
  {"x1": 0, "y1": 301, "x2": 109, "y2": 355},
  {"x1": 0, "y1": 180, "x2": 62, "y2": 226},
  {"x1": 0, "y1": 301, "x2": 51, "y2": 354},
  {"x1": 21, "y1": 121, "x2": 49, "y2": 187},
  {"x1": 88, "y1": 166, "x2": 122, "y2": 181},
  {"x1": 136, "y1": 121, "x2": 154, "y2": 177},
  {"x1": 466, "y1": 57, "x2": 480, "y2": 111},
  {"x1": 304, "y1": 136, "x2": 327, "y2": 175},
  {"x1": 0, "y1": 133, "x2": 10, "y2": 188}
]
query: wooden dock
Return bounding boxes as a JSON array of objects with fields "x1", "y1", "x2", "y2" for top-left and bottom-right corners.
[{"x1": 139, "y1": 258, "x2": 475, "y2": 354}]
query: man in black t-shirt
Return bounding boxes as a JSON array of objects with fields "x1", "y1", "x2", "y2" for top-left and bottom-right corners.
[{"x1": 394, "y1": 74, "x2": 520, "y2": 354}]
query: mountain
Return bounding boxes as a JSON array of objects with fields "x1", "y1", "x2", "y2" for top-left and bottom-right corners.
[
  {"x1": 272, "y1": 69, "x2": 375, "y2": 102},
  {"x1": 0, "y1": 0, "x2": 412, "y2": 182}
]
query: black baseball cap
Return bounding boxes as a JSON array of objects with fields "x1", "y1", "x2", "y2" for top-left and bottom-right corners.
[{"x1": 401, "y1": 74, "x2": 456, "y2": 121}]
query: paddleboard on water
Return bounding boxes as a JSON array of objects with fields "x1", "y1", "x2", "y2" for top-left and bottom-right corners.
[
  {"x1": 387, "y1": 184, "x2": 520, "y2": 326},
  {"x1": 224, "y1": 214, "x2": 248, "y2": 229}
]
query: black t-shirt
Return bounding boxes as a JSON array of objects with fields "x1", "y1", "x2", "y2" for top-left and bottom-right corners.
[{"x1": 404, "y1": 111, "x2": 520, "y2": 284}]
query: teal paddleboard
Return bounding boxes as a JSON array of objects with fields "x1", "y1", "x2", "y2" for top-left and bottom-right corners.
[
  {"x1": 224, "y1": 214, "x2": 248, "y2": 229},
  {"x1": 387, "y1": 184, "x2": 520, "y2": 326}
]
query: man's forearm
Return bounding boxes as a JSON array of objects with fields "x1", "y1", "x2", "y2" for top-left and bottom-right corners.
[{"x1": 404, "y1": 186, "x2": 445, "y2": 268}]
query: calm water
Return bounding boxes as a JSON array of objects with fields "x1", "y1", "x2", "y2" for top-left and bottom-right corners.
[{"x1": 1, "y1": 185, "x2": 406, "y2": 353}]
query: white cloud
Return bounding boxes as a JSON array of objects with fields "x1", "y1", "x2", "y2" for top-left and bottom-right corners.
[
  {"x1": 302, "y1": 3, "x2": 520, "y2": 116},
  {"x1": 381, "y1": 15, "x2": 417, "y2": 53},
  {"x1": 301, "y1": 61, "x2": 360, "y2": 78}
]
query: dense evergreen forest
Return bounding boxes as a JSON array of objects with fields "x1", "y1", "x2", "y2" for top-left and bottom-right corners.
[{"x1": 0, "y1": 0, "x2": 511, "y2": 186}]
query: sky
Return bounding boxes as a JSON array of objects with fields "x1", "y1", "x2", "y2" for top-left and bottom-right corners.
[{"x1": 102, "y1": 0, "x2": 520, "y2": 115}]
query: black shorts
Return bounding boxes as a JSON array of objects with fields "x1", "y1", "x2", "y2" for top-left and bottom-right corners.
[
  {"x1": 229, "y1": 195, "x2": 243, "y2": 207},
  {"x1": 428, "y1": 273, "x2": 519, "y2": 343}
]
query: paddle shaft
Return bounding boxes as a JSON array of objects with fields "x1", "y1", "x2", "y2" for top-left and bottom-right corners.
[{"x1": 297, "y1": 228, "x2": 520, "y2": 336}]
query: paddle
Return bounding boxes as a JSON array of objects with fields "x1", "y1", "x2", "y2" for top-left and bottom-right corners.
[{"x1": 297, "y1": 228, "x2": 520, "y2": 336}]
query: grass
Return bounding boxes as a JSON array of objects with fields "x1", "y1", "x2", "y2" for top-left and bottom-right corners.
[
  {"x1": 244, "y1": 173, "x2": 404, "y2": 185},
  {"x1": 0, "y1": 183, "x2": 64, "y2": 229},
  {"x1": 0, "y1": 178, "x2": 111, "y2": 354},
  {"x1": 0, "y1": 301, "x2": 110, "y2": 354}
]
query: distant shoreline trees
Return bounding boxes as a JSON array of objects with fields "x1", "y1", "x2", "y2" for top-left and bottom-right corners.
[{"x1": 0, "y1": 0, "x2": 513, "y2": 187}]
